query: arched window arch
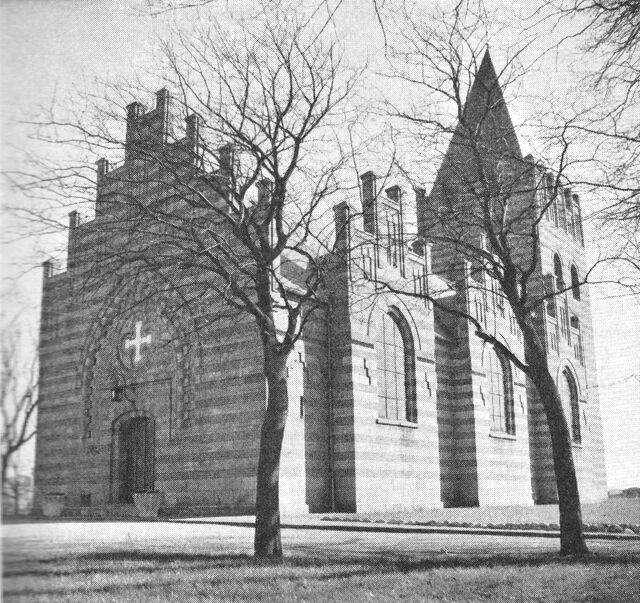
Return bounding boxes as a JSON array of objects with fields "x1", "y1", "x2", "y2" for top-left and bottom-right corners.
[
  {"x1": 376, "y1": 309, "x2": 417, "y2": 423},
  {"x1": 553, "y1": 253, "x2": 564, "y2": 291},
  {"x1": 570, "y1": 264, "x2": 581, "y2": 300},
  {"x1": 484, "y1": 346, "x2": 515, "y2": 435},
  {"x1": 560, "y1": 368, "x2": 581, "y2": 444}
]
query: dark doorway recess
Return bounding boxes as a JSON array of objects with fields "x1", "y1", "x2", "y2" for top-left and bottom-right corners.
[{"x1": 117, "y1": 416, "x2": 155, "y2": 502}]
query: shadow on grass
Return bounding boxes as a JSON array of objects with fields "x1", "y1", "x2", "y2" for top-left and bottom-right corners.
[
  {"x1": 5, "y1": 552, "x2": 253, "y2": 578},
  {"x1": 6, "y1": 548, "x2": 639, "y2": 579},
  {"x1": 4, "y1": 549, "x2": 640, "y2": 601}
]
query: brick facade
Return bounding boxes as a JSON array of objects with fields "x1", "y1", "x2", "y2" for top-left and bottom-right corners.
[{"x1": 34, "y1": 58, "x2": 607, "y2": 516}]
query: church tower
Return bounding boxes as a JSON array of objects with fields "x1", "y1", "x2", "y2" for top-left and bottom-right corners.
[
  {"x1": 34, "y1": 89, "x2": 329, "y2": 515},
  {"x1": 527, "y1": 169, "x2": 608, "y2": 503},
  {"x1": 419, "y1": 51, "x2": 607, "y2": 504}
]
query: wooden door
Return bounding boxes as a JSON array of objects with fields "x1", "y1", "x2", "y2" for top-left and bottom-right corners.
[{"x1": 118, "y1": 416, "x2": 154, "y2": 502}]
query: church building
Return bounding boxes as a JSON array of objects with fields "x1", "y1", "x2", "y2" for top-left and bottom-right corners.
[{"x1": 34, "y1": 53, "x2": 607, "y2": 516}]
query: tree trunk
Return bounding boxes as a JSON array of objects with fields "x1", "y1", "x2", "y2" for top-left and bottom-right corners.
[
  {"x1": 530, "y1": 362, "x2": 589, "y2": 555},
  {"x1": 2, "y1": 452, "x2": 11, "y2": 485},
  {"x1": 522, "y1": 322, "x2": 588, "y2": 555},
  {"x1": 254, "y1": 348, "x2": 289, "y2": 560}
]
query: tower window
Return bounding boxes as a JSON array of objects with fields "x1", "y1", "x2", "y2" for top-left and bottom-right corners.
[
  {"x1": 565, "y1": 194, "x2": 576, "y2": 238},
  {"x1": 545, "y1": 173, "x2": 559, "y2": 226},
  {"x1": 570, "y1": 265, "x2": 581, "y2": 300},
  {"x1": 558, "y1": 195, "x2": 567, "y2": 231},
  {"x1": 553, "y1": 253, "x2": 564, "y2": 291},
  {"x1": 545, "y1": 273, "x2": 557, "y2": 318}
]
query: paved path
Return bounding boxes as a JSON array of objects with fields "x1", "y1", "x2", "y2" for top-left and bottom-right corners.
[
  {"x1": 4, "y1": 520, "x2": 640, "y2": 565},
  {"x1": 172, "y1": 515, "x2": 640, "y2": 541}
]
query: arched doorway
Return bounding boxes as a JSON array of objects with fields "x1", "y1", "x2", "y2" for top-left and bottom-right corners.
[{"x1": 114, "y1": 415, "x2": 155, "y2": 503}]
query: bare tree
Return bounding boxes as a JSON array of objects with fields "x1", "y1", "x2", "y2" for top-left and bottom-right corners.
[
  {"x1": 12, "y1": 3, "x2": 362, "y2": 559},
  {"x1": 2, "y1": 456, "x2": 33, "y2": 516},
  {"x1": 9, "y1": 0, "x2": 620, "y2": 560},
  {"x1": 367, "y1": 0, "x2": 602, "y2": 555},
  {"x1": 551, "y1": 1, "x2": 640, "y2": 276},
  {"x1": 1, "y1": 328, "x2": 38, "y2": 486},
  {"x1": 568, "y1": 0, "x2": 640, "y2": 83},
  {"x1": 586, "y1": 0, "x2": 639, "y2": 275}
]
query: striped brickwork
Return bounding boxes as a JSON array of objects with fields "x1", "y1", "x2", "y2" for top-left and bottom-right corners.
[
  {"x1": 35, "y1": 81, "x2": 607, "y2": 518},
  {"x1": 527, "y1": 215, "x2": 608, "y2": 504},
  {"x1": 420, "y1": 51, "x2": 607, "y2": 507},
  {"x1": 430, "y1": 254, "x2": 534, "y2": 507},
  {"x1": 35, "y1": 92, "x2": 327, "y2": 515},
  {"x1": 329, "y1": 208, "x2": 443, "y2": 511},
  {"x1": 36, "y1": 255, "x2": 271, "y2": 512}
]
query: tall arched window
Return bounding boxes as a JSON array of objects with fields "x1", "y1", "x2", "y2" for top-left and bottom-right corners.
[
  {"x1": 570, "y1": 316, "x2": 585, "y2": 364},
  {"x1": 553, "y1": 253, "x2": 564, "y2": 291},
  {"x1": 484, "y1": 347, "x2": 515, "y2": 435},
  {"x1": 570, "y1": 264, "x2": 581, "y2": 300},
  {"x1": 560, "y1": 368, "x2": 581, "y2": 444},
  {"x1": 376, "y1": 309, "x2": 417, "y2": 423}
]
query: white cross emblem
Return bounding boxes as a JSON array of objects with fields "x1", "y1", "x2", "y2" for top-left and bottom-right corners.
[{"x1": 124, "y1": 321, "x2": 152, "y2": 364}]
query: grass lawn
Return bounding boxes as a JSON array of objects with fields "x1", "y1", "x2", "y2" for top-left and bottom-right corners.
[
  {"x1": 3, "y1": 502, "x2": 639, "y2": 601},
  {"x1": 321, "y1": 498, "x2": 640, "y2": 530},
  {"x1": 4, "y1": 549, "x2": 640, "y2": 602}
]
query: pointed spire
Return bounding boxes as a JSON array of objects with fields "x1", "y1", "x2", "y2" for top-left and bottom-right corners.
[
  {"x1": 465, "y1": 49, "x2": 501, "y2": 116},
  {"x1": 419, "y1": 48, "x2": 526, "y2": 238},
  {"x1": 459, "y1": 49, "x2": 522, "y2": 160},
  {"x1": 477, "y1": 48, "x2": 496, "y2": 82}
]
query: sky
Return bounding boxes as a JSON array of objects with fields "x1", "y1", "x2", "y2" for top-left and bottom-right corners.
[{"x1": 1, "y1": 0, "x2": 638, "y2": 489}]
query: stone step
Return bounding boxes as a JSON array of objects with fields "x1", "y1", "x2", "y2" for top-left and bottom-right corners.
[
  {"x1": 65, "y1": 503, "x2": 246, "y2": 519},
  {"x1": 76, "y1": 504, "x2": 139, "y2": 519}
]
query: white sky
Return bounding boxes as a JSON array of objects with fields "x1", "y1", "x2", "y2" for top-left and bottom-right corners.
[{"x1": 1, "y1": 0, "x2": 638, "y2": 489}]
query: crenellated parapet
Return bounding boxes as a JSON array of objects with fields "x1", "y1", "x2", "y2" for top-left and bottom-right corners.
[
  {"x1": 124, "y1": 88, "x2": 173, "y2": 162},
  {"x1": 355, "y1": 171, "x2": 440, "y2": 290},
  {"x1": 94, "y1": 89, "x2": 207, "y2": 215}
]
